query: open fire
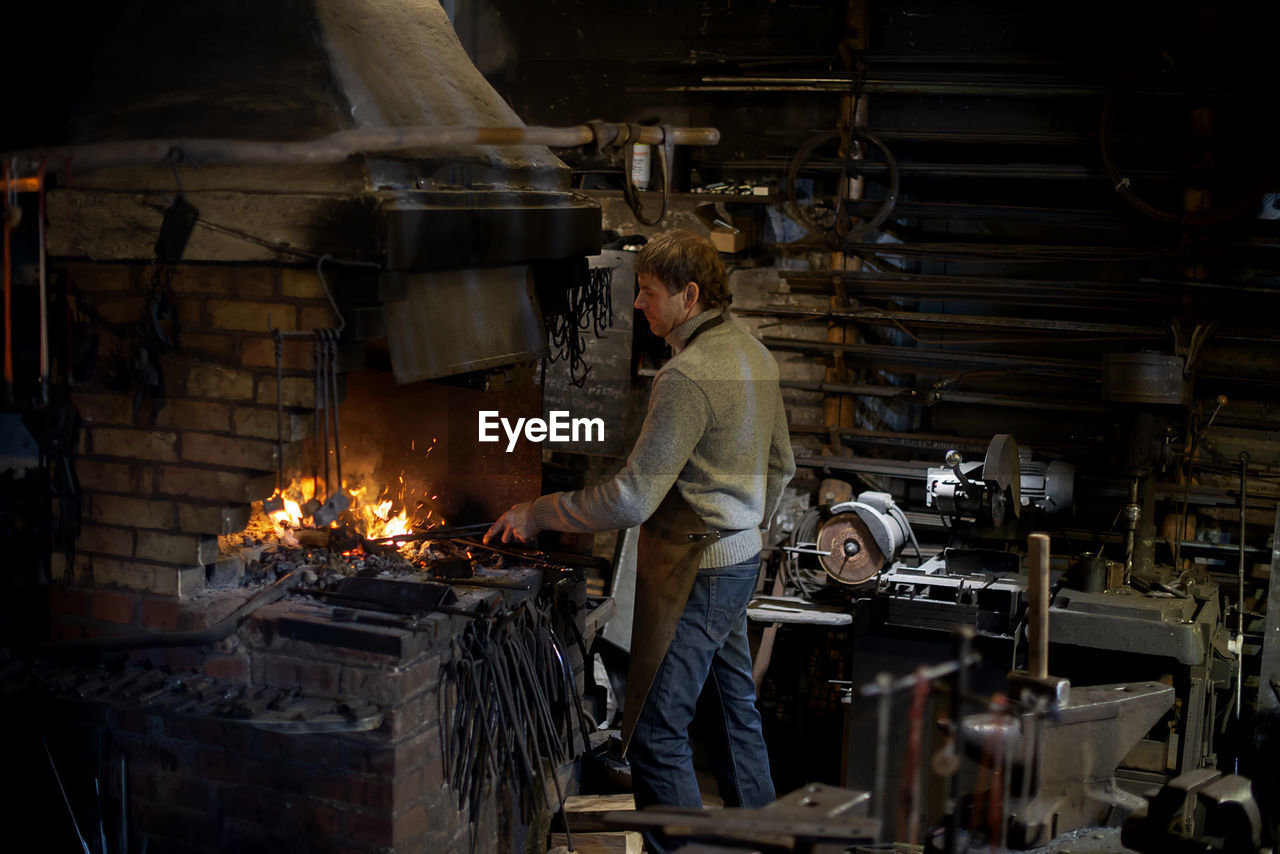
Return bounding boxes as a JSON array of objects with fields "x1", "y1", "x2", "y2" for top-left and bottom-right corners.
[
  {"x1": 264, "y1": 477, "x2": 427, "y2": 545},
  {"x1": 220, "y1": 461, "x2": 503, "y2": 586}
]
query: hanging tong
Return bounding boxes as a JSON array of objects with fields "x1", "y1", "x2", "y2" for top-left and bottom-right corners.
[
  {"x1": 311, "y1": 328, "x2": 348, "y2": 525},
  {"x1": 262, "y1": 327, "x2": 287, "y2": 514},
  {"x1": 2, "y1": 157, "x2": 18, "y2": 404},
  {"x1": 265, "y1": 256, "x2": 347, "y2": 524},
  {"x1": 370, "y1": 522, "x2": 496, "y2": 545}
]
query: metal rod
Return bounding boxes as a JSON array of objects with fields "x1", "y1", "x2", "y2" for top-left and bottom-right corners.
[
  {"x1": 303, "y1": 588, "x2": 482, "y2": 619},
  {"x1": 1027, "y1": 533, "x2": 1051, "y2": 679},
  {"x1": 328, "y1": 331, "x2": 343, "y2": 491},
  {"x1": 779, "y1": 269, "x2": 1280, "y2": 303},
  {"x1": 781, "y1": 545, "x2": 836, "y2": 556},
  {"x1": 272, "y1": 329, "x2": 284, "y2": 494},
  {"x1": 760, "y1": 335, "x2": 1094, "y2": 376},
  {"x1": 664, "y1": 74, "x2": 1257, "y2": 100},
  {"x1": 872, "y1": 672, "x2": 893, "y2": 845},
  {"x1": 858, "y1": 653, "x2": 981, "y2": 697},
  {"x1": 1125, "y1": 478, "x2": 1140, "y2": 583},
  {"x1": 739, "y1": 304, "x2": 1160, "y2": 336},
  {"x1": 946, "y1": 626, "x2": 976, "y2": 854},
  {"x1": 371, "y1": 522, "x2": 496, "y2": 544},
  {"x1": 1237, "y1": 452, "x2": 1249, "y2": 769},
  {"x1": 4, "y1": 123, "x2": 721, "y2": 176},
  {"x1": 782, "y1": 380, "x2": 1108, "y2": 413}
]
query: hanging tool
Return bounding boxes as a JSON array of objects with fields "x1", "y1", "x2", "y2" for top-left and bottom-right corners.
[
  {"x1": 262, "y1": 328, "x2": 287, "y2": 515},
  {"x1": 255, "y1": 257, "x2": 348, "y2": 522},
  {"x1": 302, "y1": 330, "x2": 325, "y2": 519},
  {"x1": 129, "y1": 152, "x2": 197, "y2": 423},
  {"x1": 35, "y1": 159, "x2": 49, "y2": 407},
  {"x1": 312, "y1": 329, "x2": 349, "y2": 525},
  {"x1": 3, "y1": 158, "x2": 16, "y2": 403}
]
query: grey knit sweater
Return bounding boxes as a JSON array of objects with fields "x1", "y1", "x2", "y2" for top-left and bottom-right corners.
[{"x1": 532, "y1": 308, "x2": 796, "y2": 567}]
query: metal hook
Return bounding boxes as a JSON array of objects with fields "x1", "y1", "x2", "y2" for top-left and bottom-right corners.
[
  {"x1": 165, "y1": 147, "x2": 186, "y2": 198},
  {"x1": 316, "y1": 254, "x2": 346, "y2": 335}
]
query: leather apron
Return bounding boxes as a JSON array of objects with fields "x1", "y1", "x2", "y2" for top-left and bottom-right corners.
[{"x1": 620, "y1": 313, "x2": 726, "y2": 756}]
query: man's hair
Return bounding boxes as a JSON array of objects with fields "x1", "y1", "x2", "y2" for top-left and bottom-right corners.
[{"x1": 634, "y1": 229, "x2": 732, "y2": 310}]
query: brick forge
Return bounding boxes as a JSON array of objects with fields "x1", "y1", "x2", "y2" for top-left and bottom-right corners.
[
  {"x1": 54, "y1": 261, "x2": 342, "y2": 667},
  {"x1": 35, "y1": 260, "x2": 574, "y2": 853},
  {"x1": 29, "y1": 576, "x2": 569, "y2": 854}
]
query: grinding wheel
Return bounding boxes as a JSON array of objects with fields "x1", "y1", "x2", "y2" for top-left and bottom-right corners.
[
  {"x1": 817, "y1": 512, "x2": 885, "y2": 586},
  {"x1": 984, "y1": 433, "x2": 1022, "y2": 520}
]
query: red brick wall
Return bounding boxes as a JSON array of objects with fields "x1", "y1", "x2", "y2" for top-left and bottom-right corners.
[
  {"x1": 53, "y1": 262, "x2": 341, "y2": 640},
  {"x1": 81, "y1": 691, "x2": 466, "y2": 853}
]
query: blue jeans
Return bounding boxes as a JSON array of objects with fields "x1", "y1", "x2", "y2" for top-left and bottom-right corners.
[{"x1": 629, "y1": 555, "x2": 775, "y2": 814}]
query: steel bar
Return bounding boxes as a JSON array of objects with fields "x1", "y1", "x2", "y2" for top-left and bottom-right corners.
[
  {"x1": 781, "y1": 269, "x2": 1280, "y2": 300},
  {"x1": 641, "y1": 74, "x2": 1258, "y2": 100},
  {"x1": 371, "y1": 522, "x2": 495, "y2": 544},
  {"x1": 3, "y1": 123, "x2": 721, "y2": 176},
  {"x1": 872, "y1": 672, "x2": 893, "y2": 844},
  {"x1": 302, "y1": 588, "x2": 483, "y2": 619},
  {"x1": 1027, "y1": 533, "x2": 1052, "y2": 679},
  {"x1": 858, "y1": 653, "x2": 981, "y2": 697},
  {"x1": 760, "y1": 335, "x2": 1097, "y2": 376},
  {"x1": 1236, "y1": 452, "x2": 1249, "y2": 768},
  {"x1": 789, "y1": 425, "x2": 992, "y2": 453},
  {"x1": 1125, "y1": 478, "x2": 1139, "y2": 581},
  {"x1": 714, "y1": 157, "x2": 1260, "y2": 182},
  {"x1": 792, "y1": 453, "x2": 933, "y2": 480},
  {"x1": 840, "y1": 197, "x2": 1146, "y2": 226},
  {"x1": 947, "y1": 627, "x2": 977, "y2": 854},
  {"x1": 779, "y1": 273, "x2": 1280, "y2": 316},
  {"x1": 741, "y1": 304, "x2": 1160, "y2": 336},
  {"x1": 868, "y1": 128, "x2": 1162, "y2": 147},
  {"x1": 842, "y1": 241, "x2": 1184, "y2": 263},
  {"x1": 781, "y1": 379, "x2": 1109, "y2": 413},
  {"x1": 789, "y1": 425, "x2": 1101, "y2": 458}
]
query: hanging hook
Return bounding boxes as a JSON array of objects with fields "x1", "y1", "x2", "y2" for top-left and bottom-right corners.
[
  {"x1": 165, "y1": 147, "x2": 186, "y2": 198},
  {"x1": 316, "y1": 254, "x2": 345, "y2": 335}
]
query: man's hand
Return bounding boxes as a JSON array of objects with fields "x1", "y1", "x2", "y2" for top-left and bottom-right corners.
[{"x1": 483, "y1": 501, "x2": 541, "y2": 545}]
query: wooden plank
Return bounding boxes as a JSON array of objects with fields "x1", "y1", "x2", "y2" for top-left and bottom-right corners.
[
  {"x1": 556, "y1": 794, "x2": 636, "y2": 832},
  {"x1": 548, "y1": 831, "x2": 641, "y2": 854},
  {"x1": 564, "y1": 794, "x2": 637, "y2": 814}
]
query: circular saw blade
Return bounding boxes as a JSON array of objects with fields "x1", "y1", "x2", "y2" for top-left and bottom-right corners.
[
  {"x1": 817, "y1": 512, "x2": 885, "y2": 586},
  {"x1": 984, "y1": 433, "x2": 1021, "y2": 518}
]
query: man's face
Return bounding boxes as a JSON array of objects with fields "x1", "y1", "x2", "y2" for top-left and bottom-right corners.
[{"x1": 635, "y1": 272, "x2": 694, "y2": 338}]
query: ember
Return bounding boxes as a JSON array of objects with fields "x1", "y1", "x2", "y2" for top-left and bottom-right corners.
[{"x1": 218, "y1": 472, "x2": 492, "y2": 587}]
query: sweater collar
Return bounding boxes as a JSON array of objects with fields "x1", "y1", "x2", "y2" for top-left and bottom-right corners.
[{"x1": 667, "y1": 308, "x2": 725, "y2": 353}]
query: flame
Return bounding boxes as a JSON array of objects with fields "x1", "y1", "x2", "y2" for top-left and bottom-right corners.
[
  {"x1": 266, "y1": 477, "x2": 319, "y2": 528},
  {"x1": 253, "y1": 435, "x2": 444, "y2": 549},
  {"x1": 260, "y1": 475, "x2": 429, "y2": 544},
  {"x1": 357, "y1": 490, "x2": 414, "y2": 540}
]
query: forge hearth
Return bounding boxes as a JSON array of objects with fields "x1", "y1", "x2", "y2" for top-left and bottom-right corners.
[
  {"x1": 9, "y1": 564, "x2": 597, "y2": 853},
  {"x1": 16, "y1": 2, "x2": 606, "y2": 850}
]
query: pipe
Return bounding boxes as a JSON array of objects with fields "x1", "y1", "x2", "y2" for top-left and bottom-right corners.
[
  {"x1": 2, "y1": 124, "x2": 721, "y2": 176},
  {"x1": 1027, "y1": 533, "x2": 1051, "y2": 679}
]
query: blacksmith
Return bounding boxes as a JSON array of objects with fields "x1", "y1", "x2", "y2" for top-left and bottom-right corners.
[{"x1": 485, "y1": 228, "x2": 794, "y2": 827}]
